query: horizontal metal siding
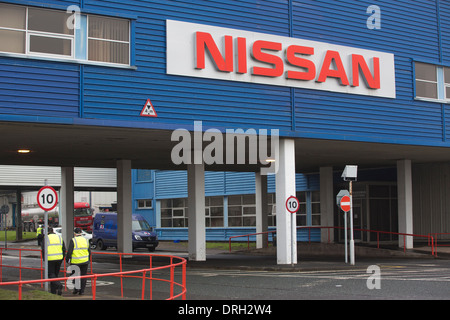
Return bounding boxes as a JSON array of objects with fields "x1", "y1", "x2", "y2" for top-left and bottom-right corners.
[
  {"x1": 156, "y1": 227, "x2": 320, "y2": 242},
  {"x1": 155, "y1": 170, "x2": 187, "y2": 199},
  {"x1": 439, "y1": 1, "x2": 450, "y2": 64},
  {"x1": 267, "y1": 173, "x2": 319, "y2": 193},
  {"x1": 0, "y1": 58, "x2": 79, "y2": 118},
  {"x1": 224, "y1": 171, "x2": 255, "y2": 195},
  {"x1": 293, "y1": 0, "x2": 444, "y2": 144},
  {"x1": 0, "y1": 165, "x2": 116, "y2": 188},
  {"x1": 74, "y1": 167, "x2": 117, "y2": 188},
  {"x1": 205, "y1": 171, "x2": 225, "y2": 196},
  {"x1": 154, "y1": 169, "x2": 320, "y2": 199},
  {"x1": 0, "y1": 0, "x2": 448, "y2": 149},
  {"x1": 82, "y1": 0, "x2": 293, "y2": 131},
  {"x1": 155, "y1": 170, "x2": 257, "y2": 198}
]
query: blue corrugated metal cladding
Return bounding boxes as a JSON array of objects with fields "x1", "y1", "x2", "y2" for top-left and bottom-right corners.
[{"x1": 0, "y1": 0, "x2": 448, "y2": 147}]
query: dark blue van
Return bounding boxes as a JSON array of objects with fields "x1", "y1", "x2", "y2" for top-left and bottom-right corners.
[{"x1": 93, "y1": 212, "x2": 159, "y2": 252}]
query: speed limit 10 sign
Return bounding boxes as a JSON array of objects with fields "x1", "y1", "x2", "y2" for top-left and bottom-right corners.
[
  {"x1": 286, "y1": 196, "x2": 300, "y2": 214},
  {"x1": 37, "y1": 186, "x2": 58, "y2": 211}
]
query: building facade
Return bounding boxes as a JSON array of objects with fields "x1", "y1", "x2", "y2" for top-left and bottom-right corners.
[
  {"x1": 1, "y1": 0, "x2": 450, "y2": 263},
  {"x1": 132, "y1": 169, "x2": 321, "y2": 241}
]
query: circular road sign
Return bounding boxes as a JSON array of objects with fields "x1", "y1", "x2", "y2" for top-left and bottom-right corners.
[
  {"x1": 340, "y1": 195, "x2": 351, "y2": 212},
  {"x1": 286, "y1": 196, "x2": 300, "y2": 214},
  {"x1": 37, "y1": 186, "x2": 58, "y2": 212},
  {"x1": 0, "y1": 205, "x2": 9, "y2": 215}
]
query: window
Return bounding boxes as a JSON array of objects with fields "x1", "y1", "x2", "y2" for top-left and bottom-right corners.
[
  {"x1": 414, "y1": 61, "x2": 450, "y2": 102},
  {"x1": 28, "y1": 7, "x2": 74, "y2": 57},
  {"x1": 228, "y1": 194, "x2": 256, "y2": 227},
  {"x1": 296, "y1": 192, "x2": 307, "y2": 226},
  {"x1": 88, "y1": 15, "x2": 130, "y2": 65},
  {"x1": 445, "y1": 67, "x2": 450, "y2": 100},
  {"x1": 136, "y1": 170, "x2": 152, "y2": 182},
  {"x1": 0, "y1": 3, "x2": 131, "y2": 66},
  {"x1": 415, "y1": 62, "x2": 437, "y2": 99},
  {"x1": 205, "y1": 196, "x2": 224, "y2": 227},
  {"x1": 0, "y1": 3, "x2": 26, "y2": 54},
  {"x1": 310, "y1": 191, "x2": 321, "y2": 226},
  {"x1": 160, "y1": 198, "x2": 188, "y2": 228},
  {"x1": 137, "y1": 199, "x2": 153, "y2": 209},
  {"x1": 160, "y1": 197, "x2": 225, "y2": 228}
]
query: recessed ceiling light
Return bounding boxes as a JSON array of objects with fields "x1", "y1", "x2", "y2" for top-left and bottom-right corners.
[
  {"x1": 17, "y1": 149, "x2": 31, "y2": 154},
  {"x1": 265, "y1": 158, "x2": 276, "y2": 163}
]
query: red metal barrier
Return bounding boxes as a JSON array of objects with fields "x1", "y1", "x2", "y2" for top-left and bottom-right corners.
[
  {"x1": 429, "y1": 233, "x2": 450, "y2": 247},
  {"x1": 229, "y1": 226, "x2": 436, "y2": 257},
  {"x1": 0, "y1": 249, "x2": 187, "y2": 300}
]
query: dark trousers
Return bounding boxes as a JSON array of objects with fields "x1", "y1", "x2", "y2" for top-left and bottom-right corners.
[
  {"x1": 47, "y1": 259, "x2": 63, "y2": 294},
  {"x1": 70, "y1": 263, "x2": 89, "y2": 293}
]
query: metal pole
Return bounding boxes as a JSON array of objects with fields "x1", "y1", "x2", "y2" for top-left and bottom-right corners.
[
  {"x1": 4, "y1": 213, "x2": 6, "y2": 250},
  {"x1": 344, "y1": 211, "x2": 348, "y2": 264},
  {"x1": 291, "y1": 211, "x2": 295, "y2": 266},
  {"x1": 44, "y1": 179, "x2": 49, "y2": 292},
  {"x1": 349, "y1": 181, "x2": 355, "y2": 265}
]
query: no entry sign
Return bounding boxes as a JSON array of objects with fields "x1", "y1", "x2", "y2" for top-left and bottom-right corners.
[
  {"x1": 340, "y1": 195, "x2": 351, "y2": 212},
  {"x1": 37, "y1": 186, "x2": 58, "y2": 212}
]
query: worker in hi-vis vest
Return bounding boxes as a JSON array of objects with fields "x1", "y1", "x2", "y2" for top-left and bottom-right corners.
[
  {"x1": 41, "y1": 227, "x2": 66, "y2": 295},
  {"x1": 36, "y1": 225, "x2": 44, "y2": 246},
  {"x1": 66, "y1": 228, "x2": 91, "y2": 295}
]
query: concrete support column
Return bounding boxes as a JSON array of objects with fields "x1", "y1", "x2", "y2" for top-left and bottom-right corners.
[
  {"x1": 397, "y1": 159, "x2": 413, "y2": 249},
  {"x1": 117, "y1": 159, "x2": 133, "y2": 253},
  {"x1": 188, "y1": 163, "x2": 206, "y2": 261},
  {"x1": 255, "y1": 171, "x2": 268, "y2": 249},
  {"x1": 61, "y1": 167, "x2": 74, "y2": 246},
  {"x1": 275, "y1": 138, "x2": 296, "y2": 265},
  {"x1": 15, "y1": 189, "x2": 23, "y2": 241},
  {"x1": 320, "y1": 167, "x2": 334, "y2": 243}
]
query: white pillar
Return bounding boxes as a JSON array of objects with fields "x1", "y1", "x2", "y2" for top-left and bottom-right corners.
[
  {"x1": 61, "y1": 167, "x2": 74, "y2": 246},
  {"x1": 117, "y1": 160, "x2": 133, "y2": 253},
  {"x1": 397, "y1": 159, "x2": 413, "y2": 249},
  {"x1": 320, "y1": 167, "x2": 334, "y2": 243},
  {"x1": 188, "y1": 163, "x2": 206, "y2": 261},
  {"x1": 275, "y1": 138, "x2": 296, "y2": 265},
  {"x1": 256, "y1": 171, "x2": 268, "y2": 249}
]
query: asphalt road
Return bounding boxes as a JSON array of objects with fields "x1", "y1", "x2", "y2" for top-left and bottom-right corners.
[{"x1": 2, "y1": 241, "x2": 450, "y2": 302}]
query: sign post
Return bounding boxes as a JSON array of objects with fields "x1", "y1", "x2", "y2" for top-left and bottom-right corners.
[
  {"x1": 339, "y1": 194, "x2": 351, "y2": 264},
  {"x1": 37, "y1": 185, "x2": 58, "y2": 291},
  {"x1": 341, "y1": 165, "x2": 357, "y2": 266},
  {"x1": 286, "y1": 196, "x2": 300, "y2": 266}
]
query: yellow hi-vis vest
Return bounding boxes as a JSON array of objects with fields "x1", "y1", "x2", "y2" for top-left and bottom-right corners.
[
  {"x1": 46, "y1": 234, "x2": 63, "y2": 261},
  {"x1": 71, "y1": 236, "x2": 89, "y2": 264}
]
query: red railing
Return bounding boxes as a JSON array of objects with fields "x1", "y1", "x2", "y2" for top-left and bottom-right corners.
[
  {"x1": 229, "y1": 226, "x2": 436, "y2": 257},
  {"x1": 0, "y1": 248, "x2": 187, "y2": 300}
]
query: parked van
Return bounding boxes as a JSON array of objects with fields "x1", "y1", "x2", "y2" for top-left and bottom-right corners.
[{"x1": 93, "y1": 212, "x2": 159, "y2": 252}]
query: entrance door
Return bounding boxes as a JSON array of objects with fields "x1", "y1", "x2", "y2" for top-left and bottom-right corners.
[{"x1": 351, "y1": 198, "x2": 365, "y2": 242}]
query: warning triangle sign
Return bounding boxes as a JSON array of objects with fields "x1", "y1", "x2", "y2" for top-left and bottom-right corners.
[{"x1": 140, "y1": 99, "x2": 158, "y2": 117}]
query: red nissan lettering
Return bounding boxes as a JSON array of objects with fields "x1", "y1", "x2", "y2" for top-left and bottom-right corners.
[
  {"x1": 351, "y1": 54, "x2": 380, "y2": 89},
  {"x1": 251, "y1": 40, "x2": 284, "y2": 77},
  {"x1": 285, "y1": 45, "x2": 316, "y2": 81},
  {"x1": 195, "y1": 31, "x2": 233, "y2": 72},
  {"x1": 317, "y1": 50, "x2": 349, "y2": 86}
]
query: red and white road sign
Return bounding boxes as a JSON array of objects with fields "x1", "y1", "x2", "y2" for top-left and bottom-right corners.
[
  {"x1": 340, "y1": 195, "x2": 351, "y2": 212},
  {"x1": 140, "y1": 99, "x2": 158, "y2": 117},
  {"x1": 37, "y1": 186, "x2": 58, "y2": 212},
  {"x1": 286, "y1": 196, "x2": 300, "y2": 214}
]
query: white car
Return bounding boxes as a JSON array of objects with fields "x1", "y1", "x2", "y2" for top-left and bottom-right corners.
[{"x1": 53, "y1": 227, "x2": 95, "y2": 249}]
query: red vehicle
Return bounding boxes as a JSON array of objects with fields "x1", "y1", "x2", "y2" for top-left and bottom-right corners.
[
  {"x1": 22, "y1": 202, "x2": 93, "y2": 233},
  {"x1": 74, "y1": 202, "x2": 94, "y2": 232}
]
